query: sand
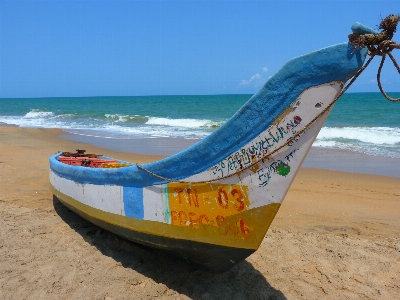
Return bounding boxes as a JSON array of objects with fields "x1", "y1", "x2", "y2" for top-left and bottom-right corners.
[{"x1": 0, "y1": 127, "x2": 399, "y2": 299}]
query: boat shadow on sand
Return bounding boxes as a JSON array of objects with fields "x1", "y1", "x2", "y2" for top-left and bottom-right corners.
[{"x1": 53, "y1": 195, "x2": 287, "y2": 300}]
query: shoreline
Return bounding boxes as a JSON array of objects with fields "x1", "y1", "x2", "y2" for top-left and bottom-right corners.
[{"x1": 2, "y1": 123, "x2": 400, "y2": 178}]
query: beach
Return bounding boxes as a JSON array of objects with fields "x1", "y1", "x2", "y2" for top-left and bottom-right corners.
[{"x1": 0, "y1": 126, "x2": 398, "y2": 299}]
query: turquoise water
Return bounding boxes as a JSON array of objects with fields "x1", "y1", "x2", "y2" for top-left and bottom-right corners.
[{"x1": 1, "y1": 93, "x2": 399, "y2": 158}]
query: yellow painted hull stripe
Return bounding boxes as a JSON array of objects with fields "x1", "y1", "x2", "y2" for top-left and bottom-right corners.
[{"x1": 51, "y1": 185, "x2": 280, "y2": 250}]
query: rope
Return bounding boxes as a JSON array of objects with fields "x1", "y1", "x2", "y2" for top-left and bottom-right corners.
[
  {"x1": 376, "y1": 51, "x2": 400, "y2": 102},
  {"x1": 136, "y1": 15, "x2": 400, "y2": 183},
  {"x1": 349, "y1": 14, "x2": 400, "y2": 102}
]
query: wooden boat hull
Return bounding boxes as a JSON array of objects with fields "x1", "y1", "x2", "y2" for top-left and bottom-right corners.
[
  {"x1": 50, "y1": 31, "x2": 373, "y2": 272},
  {"x1": 53, "y1": 191, "x2": 268, "y2": 272}
]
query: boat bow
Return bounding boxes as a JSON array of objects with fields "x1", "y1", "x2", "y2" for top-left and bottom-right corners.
[{"x1": 50, "y1": 24, "x2": 374, "y2": 272}]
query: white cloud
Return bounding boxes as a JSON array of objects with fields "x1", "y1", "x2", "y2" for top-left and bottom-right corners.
[
  {"x1": 239, "y1": 67, "x2": 269, "y2": 88},
  {"x1": 239, "y1": 73, "x2": 261, "y2": 86}
]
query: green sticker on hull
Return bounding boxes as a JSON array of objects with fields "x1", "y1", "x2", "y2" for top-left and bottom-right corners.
[{"x1": 277, "y1": 163, "x2": 291, "y2": 176}]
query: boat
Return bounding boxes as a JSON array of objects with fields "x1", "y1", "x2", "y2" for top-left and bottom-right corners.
[{"x1": 50, "y1": 22, "x2": 376, "y2": 273}]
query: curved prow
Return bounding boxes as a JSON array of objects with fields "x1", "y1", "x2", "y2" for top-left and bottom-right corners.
[
  {"x1": 149, "y1": 42, "x2": 368, "y2": 179},
  {"x1": 50, "y1": 41, "x2": 368, "y2": 186}
]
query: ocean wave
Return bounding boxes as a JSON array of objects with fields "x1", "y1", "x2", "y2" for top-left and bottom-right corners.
[
  {"x1": 317, "y1": 126, "x2": 400, "y2": 145},
  {"x1": 0, "y1": 113, "x2": 88, "y2": 129},
  {"x1": 22, "y1": 110, "x2": 77, "y2": 120},
  {"x1": 146, "y1": 117, "x2": 223, "y2": 128},
  {"x1": 23, "y1": 110, "x2": 54, "y2": 119},
  {"x1": 314, "y1": 126, "x2": 400, "y2": 158},
  {"x1": 313, "y1": 140, "x2": 400, "y2": 158},
  {"x1": 105, "y1": 114, "x2": 149, "y2": 124}
]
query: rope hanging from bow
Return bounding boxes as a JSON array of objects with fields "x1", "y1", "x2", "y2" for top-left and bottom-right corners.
[{"x1": 349, "y1": 14, "x2": 400, "y2": 102}]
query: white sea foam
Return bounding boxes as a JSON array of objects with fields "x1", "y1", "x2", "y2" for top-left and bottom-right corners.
[
  {"x1": 105, "y1": 114, "x2": 126, "y2": 122},
  {"x1": 23, "y1": 110, "x2": 54, "y2": 119},
  {"x1": 317, "y1": 126, "x2": 400, "y2": 145},
  {"x1": 312, "y1": 140, "x2": 338, "y2": 147},
  {"x1": 66, "y1": 125, "x2": 209, "y2": 139},
  {"x1": 0, "y1": 113, "x2": 81, "y2": 129},
  {"x1": 105, "y1": 114, "x2": 154, "y2": 125},
  {"x1": 146, "y1": 117, "x2": 221, "y2": 128},
  {"x1": 314, "y1": 126, "x2": 400, "y2": 158}
]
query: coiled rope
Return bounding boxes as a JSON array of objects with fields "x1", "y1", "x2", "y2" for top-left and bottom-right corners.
[
  {"x1": 349, "y1": 14, "x2": 400, "y2": 102},
  {"x1": 136, "y1": 14, "x2": 400, "y2": 183}
]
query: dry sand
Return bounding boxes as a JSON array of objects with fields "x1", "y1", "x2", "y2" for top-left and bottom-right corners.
[{"x1": 0, "y1": 127, "x2": 399, "y2": 300}]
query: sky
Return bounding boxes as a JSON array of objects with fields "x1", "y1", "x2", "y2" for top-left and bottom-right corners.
[{"x1": 0, "y1": 0, "x2": 399, "y2": 98}]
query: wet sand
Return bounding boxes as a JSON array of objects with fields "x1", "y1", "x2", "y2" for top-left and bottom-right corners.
[{"x1": 0, "y1": 127, "x2": 399, "y2": 299}]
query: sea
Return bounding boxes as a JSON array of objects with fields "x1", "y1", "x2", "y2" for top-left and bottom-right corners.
[{"x1": 1, "y1": 93, "x2": 400, "y2": 160}]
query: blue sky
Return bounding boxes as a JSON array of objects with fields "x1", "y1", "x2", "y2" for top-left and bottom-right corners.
[{"x1": 1, "y1": 0, "x2": 399, "y2": 98}]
